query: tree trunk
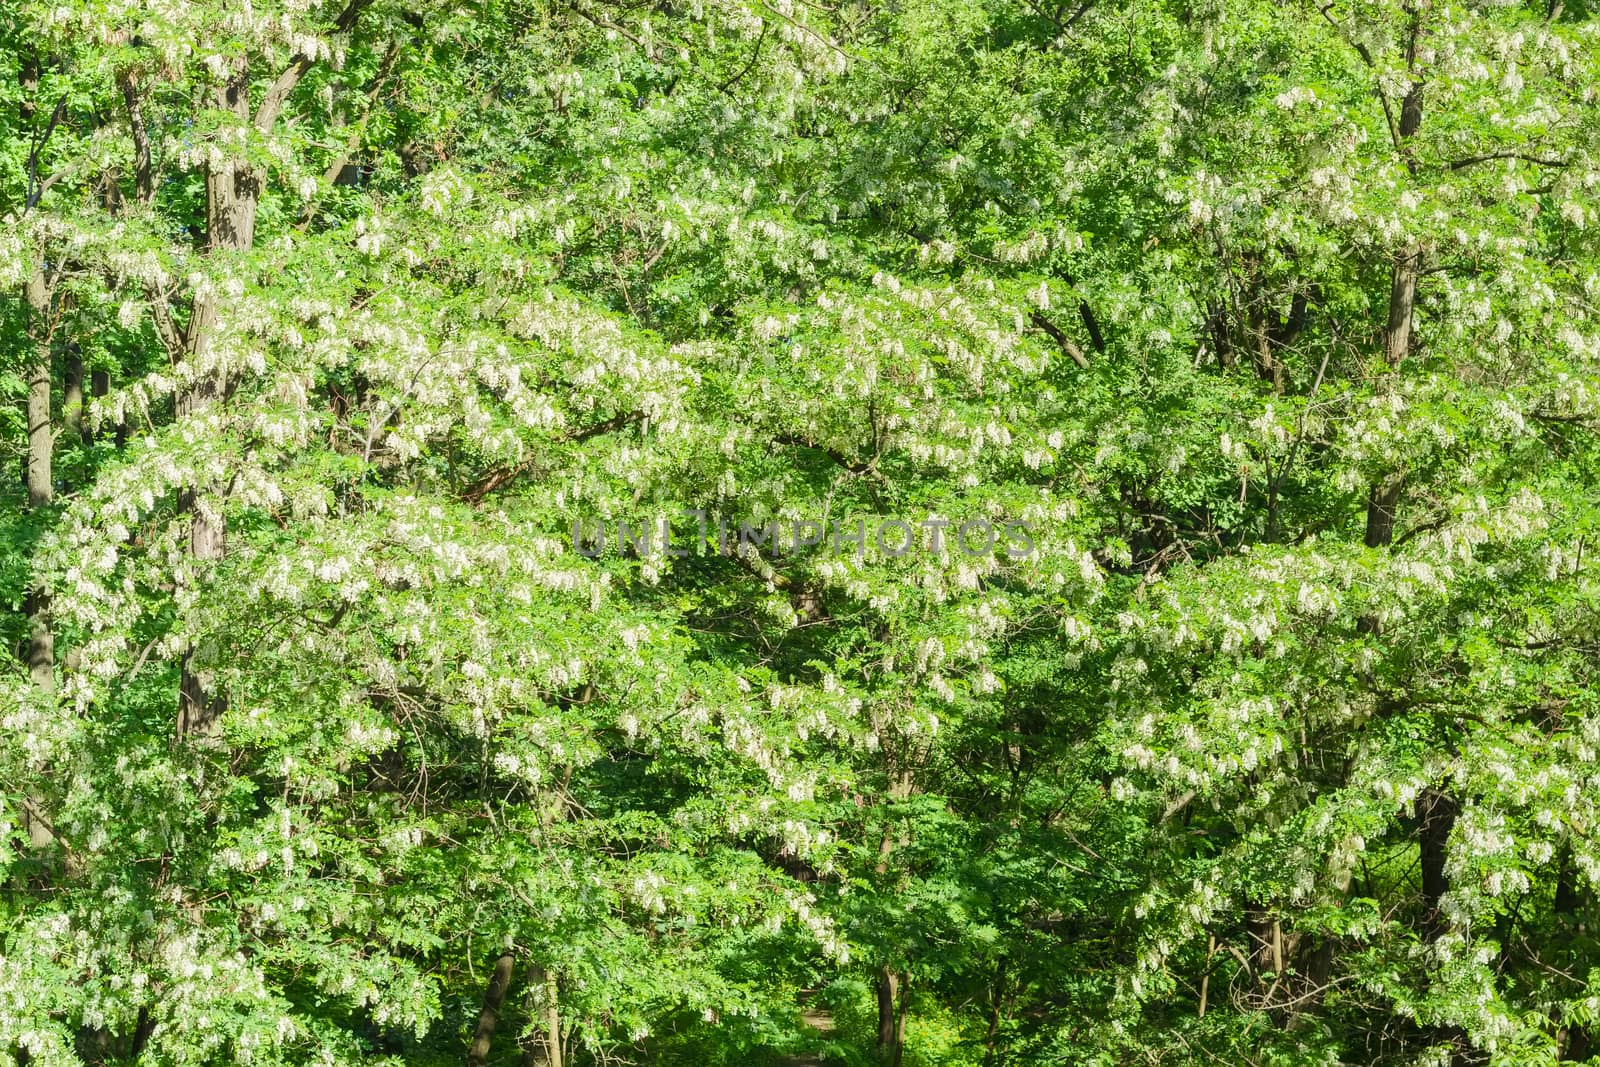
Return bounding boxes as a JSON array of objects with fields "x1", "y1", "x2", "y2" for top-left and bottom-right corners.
[
  {"x1": 1363, "y1": 11, "x2": 1426, "y2": 543},
  {"x1": 201, "y1": 57, "x2": 261, "y2": 254},
  {"x1": 893, "y1": 976, "x2": 908, "y2": 1067},
  {"x1": 1208, "y1": 300, "x2": 1235, "y2": 370},
  {"x1": 982, "y1": 958, "x2": 1006, "y2": 1064},
  {"x1": 1555, "y1": 851, "x2": 1591, "y2": 1059},
  {"x1": 1382, "y1": 248, "x2": 1419, "y2": 369},
  {"x1": 521, "y1": 962, "x2": 562, "y2": 1067},
  {"x1": 1564, "y1": 1026, "x2": 1593, "y2": 1063},
  {"x1": 1555, "y1": 850, "x2": 1582, "y2": 917},
  {"x1": 120, "y1": 72, "x2": 155, "y2": 205},
  {"x1": 63, "y1": 343, "x2": 82, "y2": 439},
  {"x1": 24, "y1": 267, "x2": 54, "y2": 695},
  {"x1": 1362, "y1": 245, "x2": 1420, "y2": 549},
  {"x1": 175, "y1": 475, "x2": 228, "y2": 737},
  {"x1": 876, "y1": 966, "x2": 900, "y2": 1055},
  {"x1": 1250, "y1": 304, "x2": 1285, "y2": 394},
  {"x1": 468, "y1": 952, "x2": 517, "y2": 1067},
  {"x1": 176, "y1": 59, "x2": 258, "y2": 739},
  {"x1": 17, "y1": 47, "x2": 57, "y2": 856},
  {"x1": 1247, "y1": 906, "x2": 1282, "y2": 978},
  {"x1": 873, "y1": 772, "x2": 913, "y2": 1063},
  {"x1": 21, "y1": 43, "x2": 55, "y2": 696},
  {"x1": 87, "y1": 368, "x2": 111, "y2": 448},
  {"x1": 1363, "y1": 475, "x2": 1405, "y2": 549},
  {"x1": 1418, "y1": 788, "x2": 1456, "y2": 942}
]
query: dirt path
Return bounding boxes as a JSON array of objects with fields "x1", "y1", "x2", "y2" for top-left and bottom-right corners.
[{"x1": 772, "y1": 1009, "x2": 836, "y2": 1067}]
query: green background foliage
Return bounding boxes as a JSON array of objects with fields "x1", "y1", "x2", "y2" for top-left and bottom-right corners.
[{"x1": 4, "y1": 0, "x2": 1600, "y2": 1063}]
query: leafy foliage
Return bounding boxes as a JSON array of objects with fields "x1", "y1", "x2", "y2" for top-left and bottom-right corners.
[{"x1": 4, "y1": 0, "x2": 1600, "y2": 1064}]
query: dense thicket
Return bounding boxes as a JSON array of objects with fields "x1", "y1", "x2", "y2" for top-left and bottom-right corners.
[{"x1": 5, "y1": 0, "x2": 1600, "y2": 1064}]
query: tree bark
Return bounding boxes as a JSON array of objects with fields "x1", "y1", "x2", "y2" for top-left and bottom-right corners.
[
  {"x1": 1247, "y1": 906, "x2": 1283, "y2": 977},
  {"x1": 1555, "y1": 851, "x2": 1577, "y2": 917},
  {"x1": 1363, "y1": 0, "x2": 1426, "y2": 542},
  {"x1": 15, "y1": 45, "x2": 58, "y2": 857},
  {"x1": 1251, "y1": 304, "x2": 1285, "y2": 394},
  {"x1": 468, "y1": 952, "x2": 517, "y2": 1067},
  {"x1": 893, "y1": 977, "x2": 908, "y2": 1067},
  {"x1": 20, "y1": 266, "x2": 55, "y2": 856},
  {"x1": 86, "y1": 368, "x2": 117, "y2": 449},
  {"x1": 1417, "y1": 785, "x2": 1466, "y2": 1062},
  {"x1": 1362, "y1": 246, "x2": 1420, "y2": 548},
  {"x1": 871, "y1": 768, "x2": 913, "y2": 1063},
  {"x1": 982, "y1": 957, "x2": 1007, "y2": 1064},
  {"x1": 24, "y1": 267, "x2": 54, "y2": 694},
  {"x1": 1363, "y1": 475, "x2": 1405, "y2": 549},
  {"x1": 63, "y1": 343, "x2": 83, "y2": 439},
  {"x1": 1208, "y1": 300, "x2": 1235, "y2": 370},
  {"x1": 120, "y1": 72, "x2": 155, "y2": 206},
  {"x1": 20, "y1": 47, "x2": 55, "y2": 697},
  {"x1": 520, "y1": 961, "x2": 563, "y2": 1067},
  {"x1": 175, "y1": 59, "x2": 256, "y2": 739},
  {"x1": 876, "y1": 965, "x2": 900, "y2": 1054},
  {"x1": 1555, "y1": 851, "x2": 1591, "y2": 1059},
  {"x1": 1418, "y1": 788, "x2": 1456, "y2": 942},
  {"x1": 1383, "y1": 248, "x2": 1420, "y2": 368}
]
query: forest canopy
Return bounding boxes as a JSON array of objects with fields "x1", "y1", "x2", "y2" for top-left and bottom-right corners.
[{"x1": 4, "y1": 0, "x2": 1600, "y2": 1064}]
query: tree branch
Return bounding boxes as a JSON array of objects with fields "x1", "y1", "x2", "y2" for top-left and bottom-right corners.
[
  {"x1": 1314, "y1": 2, "x2": 1404, "y2": 157},
  {"x1": 1447, "y1": 150, "x2": 1568, "y2": 172},
  {"x1": 774, "y1": 432, "x2": 874, "y2": 473},
  {"x1": 149, "y1": 293, "x2": 184, "y2": 358},
  {"x1": 1029, "y1": 310, "x2": 1090, "y2": 369},
  {"x1": 299, "y1": 39, "x2": 403, "y2": 226},
  {"x1": 1077, "y1": 299, "x2": 1106, "y2": 352},
  {"x1": 717, "y1": 23, "x2": 767, "y2": 95},
  {"x1": 254, "y1": 0, "x2": 373, "y2": 132},
  {"x1": 25, "y1": 94, "x2": 68, "y2": 212},
  {"x1": 462, "y1": 411, "x2": 644, "y2": 503},
  {"x1": 571, "y1": 5, "x2": 660, "y2": 60}
]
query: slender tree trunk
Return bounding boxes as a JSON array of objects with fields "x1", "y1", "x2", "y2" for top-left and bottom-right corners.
[
  {"x1": 468, "y1": 952, "x2": 517, "y2": 1067},
  {"x1": 1555, "y1": 852, "x2": 1592, "y2": 1059},
  {"x1": 876, "y1": 966, "x2": 900, "y2": 1054},
  {"x1": 1250, "y1": 304, "x2": 1285, "y2": 394},
  {"x1": 120, "y1": 72, "x2": 155, "y2": 206},
  {"x1": 521, "y1": 962, "x2": 563, "y2": 1067},
  {"x1": 175, "y1": 325, "x2": 228, "y2": 739},
  {"x1": 176, "y1": 60, "x2": 257, "y2": 739},
  {"x1": 63, "y1": 343, "x2": 82, "y2": 439},
  {"x1": 1364, "y1": 0, "x2": 1426, "y2": 541},
  {"x1": 983, "y1": 957, "x2": 1007, "y2": 1064},
  {"x1": 873, "y1": 769, "x2": 913, "y2": 1064},
  {"x1": 544, "y1": 980, "x2": 562, "y2": 1067},
  {"x1": 1418, "y1": 788, "x2": 1456, "y2": 942},
  {"x1": 893, "y1": 976, "x2": 908, "y2": 1067},
  {"x1": 1246, "y1": 906, "x2": 1282, "y2": 977},
  {"x1": 20, "y1": 44, "x2": 55, "y2": 698},
  {"x1": 1555, "y1": 850, "x2": 1581, "y2": 917},
  {"x1": 1208, "y1": 300, "x2": 1235, "y2": 370},
  {"x1": 1362, "y1": 247, "x2": 1419, "y2": 550},
  {"x1": 15, "y1": 43, "x2": 58, "y2": 854},
  {"x1": 1418, "y1": 784, "x2": 1466, "y2": 1063},
  {"x1": 1364, "y1": 476, "x2": 1405, "y2": 549},
  {"x1": 87, "y1": 368, "x2": 110, "y2": 447},
  {"x1": 20, "y1": 266, "x2": 55, "y2": 855},
  {"x1": 1383, "y1": 249, "x2": 1419, "y2": 368},
  {"x1": 24, "y1": 269, "x2": 54, "y2": 694}
]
